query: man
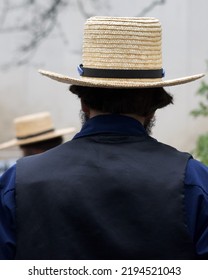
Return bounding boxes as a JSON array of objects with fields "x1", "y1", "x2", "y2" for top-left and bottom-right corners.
[
  {"x1": 0, "y1": 16, "x2": 207, "y2": 260},
  {"x1": 0, "y1": 111, "x2": 75, "y2": 176},
  {"x1": 0, "y1": 111, "x2": 75, "y2": 156}
]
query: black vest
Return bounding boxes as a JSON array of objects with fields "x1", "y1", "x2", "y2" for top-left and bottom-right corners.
[{"x1": 15, "y1": 134, "x2": 196, "y2": 259}]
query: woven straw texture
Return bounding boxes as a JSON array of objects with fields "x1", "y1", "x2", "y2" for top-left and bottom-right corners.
[
  {"x1": 39, "y1": 16, "x2": 204, "y2": 88},
  {"x1": 83, "y1": 17, "x2": 162, "y2": 70}
]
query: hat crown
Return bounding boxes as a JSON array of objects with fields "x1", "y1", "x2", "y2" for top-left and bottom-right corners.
[
  {"x1": 14, "y1": 112, "x2": 54, "y2": 138},
  {"x1": 82, "y1": 16, "x2": 162, "y2": 71}
]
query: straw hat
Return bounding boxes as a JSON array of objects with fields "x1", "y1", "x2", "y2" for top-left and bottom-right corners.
[
  {"x1": 0, "y1": 112, "x2": 76, "y2": 149},
  {"x1": 39, "y1": 16, "x2": 204, "y2": 88}
]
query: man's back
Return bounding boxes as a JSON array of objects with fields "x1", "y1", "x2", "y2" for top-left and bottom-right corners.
[{"x1": 15, "y1": 123, "x2": 195, "y2": 259}]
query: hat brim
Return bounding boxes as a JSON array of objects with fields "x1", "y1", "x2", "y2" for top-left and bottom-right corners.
[
  {"x1": 0, "y1": 127, "x2": 76, "y2": 150},
  {"x1": 39, "y1": 70, "x2": 204, "y2": 88}
]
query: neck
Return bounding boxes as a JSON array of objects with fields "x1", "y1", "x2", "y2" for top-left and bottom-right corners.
[{"x1": 89, "y1": 110, "x2": 145, "y2": 125}]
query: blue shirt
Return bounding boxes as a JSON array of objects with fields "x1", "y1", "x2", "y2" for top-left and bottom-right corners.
[{"x1": 0, "y1": 114, "x2": 208, "y2": 259}]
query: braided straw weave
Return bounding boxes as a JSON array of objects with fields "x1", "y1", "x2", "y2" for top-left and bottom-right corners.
[
  {"x1": 83, "y1": 17, "x2": 161, "y2": 70},
  {"x1": 39, "y1": 16, "x2": 204, "y2": 88}
]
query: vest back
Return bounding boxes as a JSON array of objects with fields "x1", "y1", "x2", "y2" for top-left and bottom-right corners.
[{"x1": 15, "y1": 134, "x2": 196, "y2": 259}]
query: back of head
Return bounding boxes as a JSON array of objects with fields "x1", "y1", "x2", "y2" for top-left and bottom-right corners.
[
  {"x1": 70, "y1": 85, "x2": 173, "y2": 116},
  {"x1": 20, "y1": 136, "x2": 63, "y2": 156}
]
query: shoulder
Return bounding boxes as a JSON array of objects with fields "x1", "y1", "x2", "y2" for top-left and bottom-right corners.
[
  {"x1": 152, "y1": 138, "x2": 191, "y2": 157},
  {"x1": 184, "y1": 159, "x2": 208, "y2": 224},
  {"x1": 0, "y1": 164, "x2": 16, "y2": 193},
  {"x1": 0, "y1": 164, "x2": 16, "y2": 212},
  {"x1": 0, "y1": 164, "x2": 16, "y2": 259},
  {"x1": 0, "y1": 164, "x2": 16, "y2": 222},
  {"x1": 184, "y1": 159, "x2": 208, "y2": 257},
  {"x1": 185, "y1": 158, "x2": 208, "y2": 196}
]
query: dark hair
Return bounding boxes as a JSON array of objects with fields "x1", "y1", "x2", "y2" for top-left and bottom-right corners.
[
  {"x1": 20, "y1": 136, "x2": 63, "y2": 155},
  {"x1": 69, "y1": 85, "x2": 173, "y2": 116}
]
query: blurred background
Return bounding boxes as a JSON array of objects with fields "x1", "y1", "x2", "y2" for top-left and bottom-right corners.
[{"x1": 1, "y1": 0, "x2": 208, "y2": 173}]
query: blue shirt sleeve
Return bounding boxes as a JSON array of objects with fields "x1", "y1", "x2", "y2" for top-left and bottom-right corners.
[
  {"x1": 184, "y1": 158, "x2": 208, "y2": 258},
  {"x1": 0, "y1": 164, "x2": 16, "y2": 260}
]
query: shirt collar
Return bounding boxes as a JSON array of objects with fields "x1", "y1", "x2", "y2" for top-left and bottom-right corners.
[{"x1": 73, "y1": 114, "x2": 147, "y2": 139}]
